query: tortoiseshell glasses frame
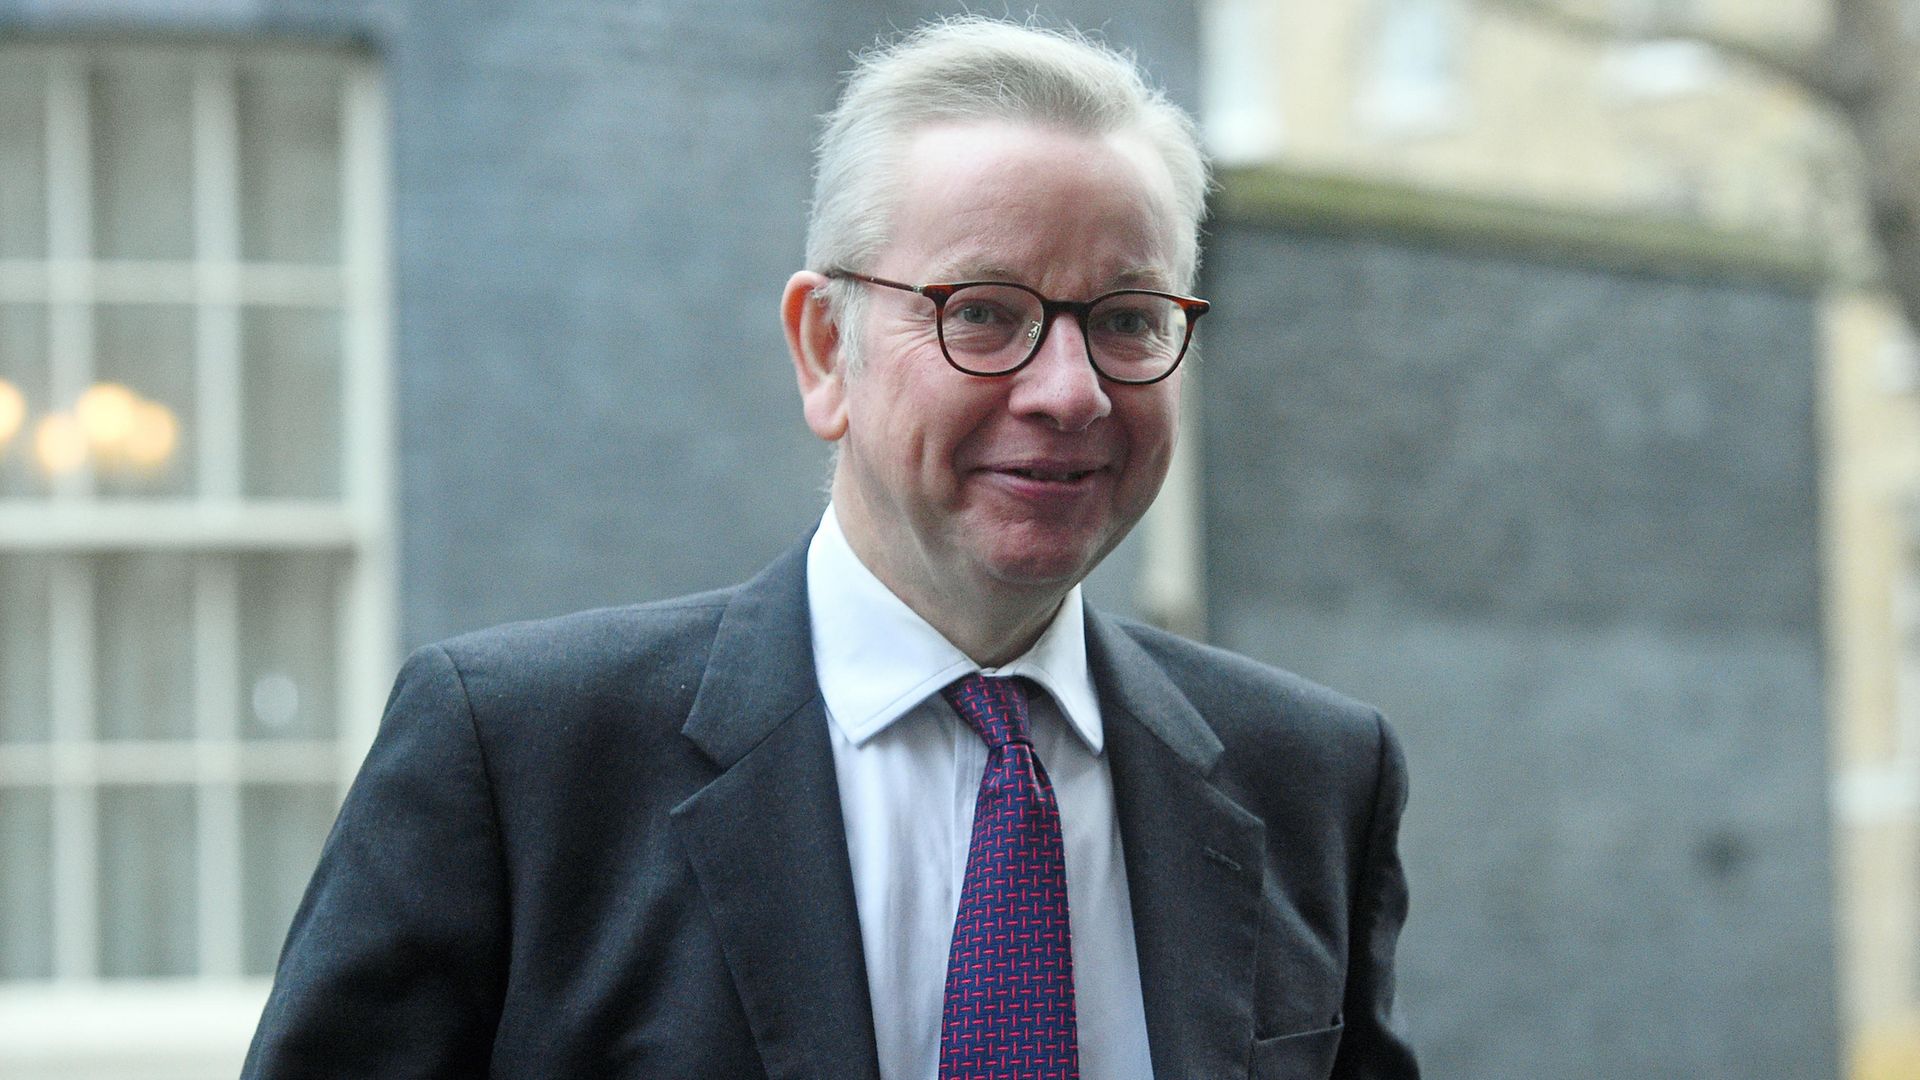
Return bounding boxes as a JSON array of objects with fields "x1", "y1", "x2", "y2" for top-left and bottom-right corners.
[{"x1": 827, "y1": 269, "x2": 1209, "y2": 386}]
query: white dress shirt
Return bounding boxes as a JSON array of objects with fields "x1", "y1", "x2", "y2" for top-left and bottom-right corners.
[{"x1": 806, "y1": 507, "x2": 1155, "y2": 1080}]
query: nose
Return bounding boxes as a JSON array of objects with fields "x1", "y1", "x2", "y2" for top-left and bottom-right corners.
[{"x1": 1007, "y1": 311, "x2": 1110, "y2": 432}]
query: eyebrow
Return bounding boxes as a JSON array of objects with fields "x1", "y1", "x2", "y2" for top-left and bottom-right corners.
[{"x1": 927, "y1": 261, "x2": 1173, "y2": 293}]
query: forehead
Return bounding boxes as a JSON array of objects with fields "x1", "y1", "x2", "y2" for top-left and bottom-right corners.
[{"x1": 879, "y1": 119, "x2": 1184, "y2": 290}]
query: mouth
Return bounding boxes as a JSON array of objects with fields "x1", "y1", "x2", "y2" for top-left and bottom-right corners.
[{"x1": 1003, "y1": 466, "x2": 1099, "y2": 483}]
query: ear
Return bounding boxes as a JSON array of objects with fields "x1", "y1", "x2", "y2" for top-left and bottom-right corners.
[{"x1": 783, "y1": 270, "x2": 849, "y2": 443}]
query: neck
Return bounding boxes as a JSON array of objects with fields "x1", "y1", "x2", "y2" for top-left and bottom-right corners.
[{"x1": 931, "y1": 589, "x2": 1066, "y2": 669}]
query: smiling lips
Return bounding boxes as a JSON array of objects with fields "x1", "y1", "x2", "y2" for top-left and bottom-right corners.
[{"x1": 993, "y1": 462, "x2": 1104, "y2": 484}]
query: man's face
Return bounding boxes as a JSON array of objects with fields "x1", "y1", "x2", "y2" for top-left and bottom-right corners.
[{"x1": 825, "y1": 119, "x2": 1186, "y2": 626}]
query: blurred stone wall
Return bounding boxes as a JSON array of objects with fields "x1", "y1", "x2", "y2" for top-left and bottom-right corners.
[{"x1": 1202, "y1": 199, "x2": 1835, "y2": 1078}]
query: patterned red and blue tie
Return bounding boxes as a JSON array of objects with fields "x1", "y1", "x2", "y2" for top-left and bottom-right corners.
[{"x1": 938, "y1": 674, "x2": 1079, "y2": 1079}]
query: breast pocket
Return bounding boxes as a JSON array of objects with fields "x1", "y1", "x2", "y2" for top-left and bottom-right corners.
[{"x1": 1248, "y1": 1019, "x2": 1343, "y2": 1079}]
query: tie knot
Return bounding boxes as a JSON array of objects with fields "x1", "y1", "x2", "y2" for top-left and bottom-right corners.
[{"x1": 941, "y1": 674, "x2": 1032, "y2": 750}]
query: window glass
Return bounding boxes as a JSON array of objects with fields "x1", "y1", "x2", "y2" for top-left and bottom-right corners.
[
  {"x1": 240, "y1": 783, "x2": 337, "y2": 974},
  {"x1": 0, "y1": 304, "x2": 49, "y2": 497},
  {"x1": 93, "y1": 304, "x2": 195, "y2": 498},
  {"x1": 98, "y1": 784, "x2": 198, "y2": 977},
  {"x1": 238, "y1": 57, "x2": 343, "y2": 264},
  {"x1": 0, "y1": 554, "x2": 52, "y2": 743},
  {"x1": 95, "y1": 553, "x2": 195, "y2": 741},
  {"x1": 1201, "y1": 0, "x2": 1285, "y2": 163},
  {"x1": 1358, "y1": 0, "x2": 1464, "y2": 135},
  {"x1": 238, "y1": 553, "x2": 340, "y2": 741},
  {"x1": 244, "y1": 308, "x2": 342, "y2": 499},
  {"x1": 91, "y1": 55, "x2": 194, "y2": 261},
  {"x1": 0, "y1": 47, "x2": 47, "y2": 259},
  {"x1": 0, "y1": 789, "x2": 53, "y2": 979}
]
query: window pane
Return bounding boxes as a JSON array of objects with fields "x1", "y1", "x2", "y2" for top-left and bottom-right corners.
[
  {"x1": 0, "y1": 46, "x2": 47, "y2": 259},
  {"x1": 98, "y1": 784, "x2": 197, "y2": 977},
  {"x1": 238, "y1": 553, "x2": 339, "y2": 740},
  {"x1": 90, "y1": 53, "x2": 193, "y2": 260},
  {"x1": 94, "y1": 304, "x2": 195, "y2": 498},
  {"x1": 0, "y1": 788, "x2": 53, "y2": 979},
  {"x1": 243, "y1": 307, "x2": 341, "y2": 498},
  {"x1": 95, "y1": 553, "x2": 194, "y2": 741},
  {"x1": 240, "y1": 783, "x2": 336, "y2": 975},
  {"x1": 1358, "y1": 0, "x2": 1464, "y2": 133},
  {"x1": 0, "y1": 555, "x2": 52, "y2": 743},
  {"x1": 0, "y1": 304, "x2": 49, "y2": 497},
  {"x1": 238, "y1": 57, "x2": 342, "y2": 263}
]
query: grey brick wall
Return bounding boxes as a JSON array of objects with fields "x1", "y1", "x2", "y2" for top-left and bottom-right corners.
[{"x1": 1202, "y1": 222, "x2": 1835, "y2": 1078}]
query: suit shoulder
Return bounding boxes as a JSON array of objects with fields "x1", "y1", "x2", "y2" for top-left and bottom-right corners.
[
  {"x1": 412, "y1": 586, "x2": 738, "y2": 712},
  {"x1": 1115, "y1": 618, "x2": 1379, "y2": 725},
  {"x1": 435, "y1": 586, "x2": 730, "y2": 660},
  {"x1": 1109, "y1": 618, "x2": 1405, "y2": 820}
]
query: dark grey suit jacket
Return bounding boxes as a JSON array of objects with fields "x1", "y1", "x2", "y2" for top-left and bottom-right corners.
[{"x1": 242, "y1": 539, "x2": 1419, "y2": 1079}]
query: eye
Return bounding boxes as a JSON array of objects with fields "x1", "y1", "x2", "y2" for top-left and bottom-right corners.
[
  {"x1": 951, "y1": 300, "x2": 1015, "y2": 326},
  {"x1": 1097, "y1": 305, "x2": 1158, "y2": 336}
]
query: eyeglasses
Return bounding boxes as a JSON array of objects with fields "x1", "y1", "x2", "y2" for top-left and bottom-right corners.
[{"x1": 827, "y1": 270, "x2": 1209, "y2": 385}]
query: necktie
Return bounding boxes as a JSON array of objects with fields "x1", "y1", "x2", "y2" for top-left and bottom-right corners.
[{"x1": 938, "y1": 674, "x2": 1079, "y2": 1079}]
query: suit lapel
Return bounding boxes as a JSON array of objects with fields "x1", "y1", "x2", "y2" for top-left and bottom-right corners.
[
  {"x1": 669, "y1": 543, "x2": 882, "y2": 1080},
  {"x1": 1088, "y1": 611, "x2": 1268, "y2": 1079},
  {"x1": 665, "y1": 548, "x2": 1264, "y2": 1078}
]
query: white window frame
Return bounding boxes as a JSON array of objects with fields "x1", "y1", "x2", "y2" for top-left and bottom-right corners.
[
  {"x1": 1200, "y1": 0, "x2": 1287, "y2": 165},
  {"x1": 0, "y1": 42, "x2": 393, "y2": 1078},
  {"x1": 1601, "y1": 38, "x2": 1723, "y2": 101},
  {"x1": 1355, "y1": 0, "x2": 1468, "y2": 139},
  {"x1": 1599, "y1": 0, "x2": 1722, "y2": 101},
  {"x1": 1839, "y1": 500, "x2": 1920, "y2": 827}
]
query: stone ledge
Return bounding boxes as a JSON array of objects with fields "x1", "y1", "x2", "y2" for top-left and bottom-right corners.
[{"x1": 1216, "y1": 165, "x2": 1826, "y2": 290}]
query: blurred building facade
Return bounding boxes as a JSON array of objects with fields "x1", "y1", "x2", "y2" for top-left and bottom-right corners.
[
  {"x1": 0, "y1": 0, "x2": 1871, "y2": 1078},
  {"x1": 0, "y1": 29, "x2": 395, "y2": 1079},
  {"x1": 1204, "y1": 0, "x2": 1850, "y2": 244},
  {"x1": 0, "y1": 1, "x2": 1198, "y2": 1076},
  {"x1": 1198, "y1": 0, "x2": 1914, "y2": 1074}
]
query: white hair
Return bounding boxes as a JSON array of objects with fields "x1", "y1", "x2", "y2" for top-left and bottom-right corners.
[{"x1": 805, "y1": 16, "x2": 1211, "y2": 369}]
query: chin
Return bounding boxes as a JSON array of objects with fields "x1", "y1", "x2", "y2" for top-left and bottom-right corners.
[
  {"x1": 983, "y1": 560, "x2": 1090, "y2": 592},
  {"x1": 954, "y1": 506, "x2": 1146, "y2": 591},
  {"x1": 974, "y1": 536, "x2": 1112, "y2": 592}
]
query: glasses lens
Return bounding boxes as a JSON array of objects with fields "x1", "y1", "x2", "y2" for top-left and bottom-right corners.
[
  {"x1": 1086, "y1": 292, "x2": 1189, "y2": 381},
  {"x1": 939, "y1": 284, "x2": 1044, "y2": 373}
]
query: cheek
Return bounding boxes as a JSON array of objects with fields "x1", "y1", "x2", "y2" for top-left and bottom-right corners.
[
  {"x1": 865, "y1": 317, "x2": 940, "y2": 365},
  {"x1": 843, "y1": 365, "x2": 958, "y2": 476},
  {"x1": 1120, "y1": 395, "x2": 1180, "y2": 471}
]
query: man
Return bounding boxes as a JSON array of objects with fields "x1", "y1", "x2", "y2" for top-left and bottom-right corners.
[{"x1": 243, "y1": 17, "x2": 1418, "y2": 1080}]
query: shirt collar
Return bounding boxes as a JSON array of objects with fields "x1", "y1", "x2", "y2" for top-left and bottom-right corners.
[{"x1": 806, "y1": 505, "x2": 1103, "y2": 753}]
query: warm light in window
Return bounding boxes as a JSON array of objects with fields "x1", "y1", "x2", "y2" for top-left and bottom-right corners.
[
  {"x1": 35, "y1": 412, "x2": 88, "y2": 476},
  {"x1": 47, "y1": 382, "x2": 183, "y2": 475},
  {"x1": 77, "y1": 382, "x2": 139, "y2": 450},
  {"x1": 124, "y1": 400, "x2": 179, "y2": 470},
  {"x1": 0, "y1": 379, "x2": 24, "y2": 444}
]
